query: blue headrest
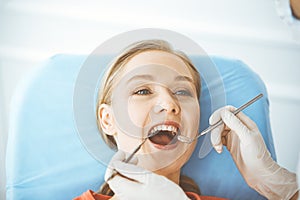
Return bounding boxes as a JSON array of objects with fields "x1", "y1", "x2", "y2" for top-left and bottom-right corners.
[{"x1": 6, "y1": 54, "x2": 276, "y2": 200}]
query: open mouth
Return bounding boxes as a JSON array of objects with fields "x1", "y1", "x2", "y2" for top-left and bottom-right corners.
[{"x1": 148, "y1": 124, "x2": 179, "y2": 147}]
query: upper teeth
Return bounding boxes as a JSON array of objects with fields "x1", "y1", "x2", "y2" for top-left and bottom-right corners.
[{"x1": 150, "y1": 125, "x2": 178, "y2": 136}]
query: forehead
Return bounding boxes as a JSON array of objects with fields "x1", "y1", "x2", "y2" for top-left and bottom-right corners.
[{"x1": 122, "y1": 50, "x2": 193, "y2": 77}]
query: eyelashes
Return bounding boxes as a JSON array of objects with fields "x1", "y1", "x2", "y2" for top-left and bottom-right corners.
[
  {"x1": 173, "y1": 89, "x2": 192, "y2": 96},
  {"x1": 132, "y1": 87, "x2": 193, "y2": 97},
  {"x1": 133, "y1": 88, "x2": 152, "y2": 95}
]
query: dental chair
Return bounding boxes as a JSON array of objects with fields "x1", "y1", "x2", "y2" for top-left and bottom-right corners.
[{"x1": 6, "y1": 53, "x2": 276, "y2": 200}]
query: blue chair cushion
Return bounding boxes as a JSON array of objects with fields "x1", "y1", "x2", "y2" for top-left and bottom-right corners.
[{"x1": 6, "y1": 54, "x2": 276, "y2": 200}]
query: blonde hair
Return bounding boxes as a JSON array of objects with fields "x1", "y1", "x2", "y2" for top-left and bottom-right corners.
[{"x1": 96, "y1": 39, "x2": 201, "y2": 195}]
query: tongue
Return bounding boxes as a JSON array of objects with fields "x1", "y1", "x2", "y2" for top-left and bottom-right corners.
[{"x1": 149, "y1": 130, "x2": 174, "y2": 145}]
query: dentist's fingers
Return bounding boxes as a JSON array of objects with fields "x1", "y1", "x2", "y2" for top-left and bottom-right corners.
[
  {"x1": 107, "y1": 161, "x2": 191, "y2": 200},
  {"x1": 209, "y1": 107, "x2": 226, "y2": 153},
  {"x1": 105, "y1": 150, "x2": 138, "y2": 181},
  {"x1": 112, "y1": 160, "x2": 148, "y2": 183},
  {"x1": 210, "y1": 126, "x2": 225, "y2": 153},
  {"x1": 210, "y1": 105, "x2": 257, "y2": 153},
  {"x1": 107, "y1": 173, "x2": 142, "y2": 198},
  {"x1": 105, "y1": 151, "x2": 125, "y2": 181},
  {"x1": 220, "y1": 107, "x2": 250, "y2": 143},
  {"x1": 234, "y1": 111, "x2": 258, "y2": 132},
  {"x1": 220, "y1": 105, "x2": 258, "y2": 131}
]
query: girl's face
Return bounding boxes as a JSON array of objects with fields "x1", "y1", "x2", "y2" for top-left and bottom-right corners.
[{"x1": 102, "y1": 50, "x2": 200, "y2": 175}]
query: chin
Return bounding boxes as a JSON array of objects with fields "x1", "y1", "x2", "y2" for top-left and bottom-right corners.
[{"x1": 136, "y1": 139, "x2": 196, "y2": 174}]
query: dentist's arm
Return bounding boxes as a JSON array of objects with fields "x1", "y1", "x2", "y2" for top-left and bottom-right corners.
[{"x1": 210, "y1": 106, "x2": 298, "y2": 200}]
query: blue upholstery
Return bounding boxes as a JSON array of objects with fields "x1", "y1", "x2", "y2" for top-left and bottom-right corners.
[{"x1": 6, "y1": 54, "x2": 276, "y2": 200}]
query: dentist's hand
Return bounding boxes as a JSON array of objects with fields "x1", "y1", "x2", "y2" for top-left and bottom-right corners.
[
  {"x1": 210, "y1": 106, "x2": 298, "y2": 200},
  {"x1": 105, "y1": 151, "x2": 190, "y2": 200}
]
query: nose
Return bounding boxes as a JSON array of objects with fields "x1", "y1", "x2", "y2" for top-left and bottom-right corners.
[{"x1": 154, "y1": 89, "x2": 180, "y2": 115}]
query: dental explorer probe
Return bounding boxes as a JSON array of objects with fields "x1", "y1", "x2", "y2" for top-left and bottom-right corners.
[{"x1": 177, "y1": 93, "x2": 263, "y2": 144}]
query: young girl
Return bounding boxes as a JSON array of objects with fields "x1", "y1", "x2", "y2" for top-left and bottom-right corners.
[{"x1": 74, "y1": 40, "x2": 298, "y2": 200}]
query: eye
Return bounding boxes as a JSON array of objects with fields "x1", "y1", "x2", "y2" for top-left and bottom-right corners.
[
  {"x1": 174, "y1": 89, "x2": 192, "y2": 96},
  {"x1": 134, "y1": 88, "x2": 152, "y2": 95}
]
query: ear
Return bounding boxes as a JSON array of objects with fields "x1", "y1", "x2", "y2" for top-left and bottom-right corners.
[{"x1": 97, "y1": 104, "x2": 116, "y2": 136}]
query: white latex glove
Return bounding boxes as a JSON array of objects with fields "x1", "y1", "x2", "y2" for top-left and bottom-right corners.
[
  {"x1": 105, "y1": 150, "x2": 190, "y2": 200},
  {"x1": 210, "y1": 106, "x2": 298, "y2": 200}
]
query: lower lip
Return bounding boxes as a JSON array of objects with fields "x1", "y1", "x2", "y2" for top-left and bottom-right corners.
[{"x1": 151, "y1": 140, "x2": 179, "y2": 150}]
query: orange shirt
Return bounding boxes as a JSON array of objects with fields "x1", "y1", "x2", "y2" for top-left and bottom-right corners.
[{"x1": 73, "y1": 190, "x2": 229, "y2": 200}]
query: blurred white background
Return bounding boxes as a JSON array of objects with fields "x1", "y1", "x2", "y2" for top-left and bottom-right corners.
[{"x1": 0, "y1": 0, "x2": 300, "y2": 199}]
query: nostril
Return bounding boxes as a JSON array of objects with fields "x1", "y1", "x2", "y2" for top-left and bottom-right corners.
[
  {"x1": 153, "y1": 105, "x2": 164, "y2": 113},
  {"x1": 154, "y1": 105, "x2": 178, "y2": 114},
  {"x1": 169, "y1": 103, "x2": 180, "y2": 114},
  {"x1": 153, "y1": 101, "x2": 180, "y2": 114}
]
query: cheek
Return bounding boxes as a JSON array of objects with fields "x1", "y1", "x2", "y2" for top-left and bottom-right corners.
[
  {"x1": 115, "y1": 132, "x2": 139, "y2": 152},
  {"x1": 178, "y1": 140, "x2": 197, "y2": 168},
  {"x1": 185, "y1": 141, "x2": 197, "y2": 161},
  {"x1": 128, "y1": 100, "x2": 152, "y2": 128},
  {"x1": 182, "y1": 101, "x2": 200, "y2": 130}
]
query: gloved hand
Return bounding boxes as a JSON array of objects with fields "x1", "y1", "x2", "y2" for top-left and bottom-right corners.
[
  {"x1": 105, "y1": 150, "x2": 190, "y2": 200},
  {"x1": 210, "y1": 105, "x2": 298, "y2": 200}
]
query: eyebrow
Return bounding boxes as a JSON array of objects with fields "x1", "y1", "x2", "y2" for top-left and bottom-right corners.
[
  {"x1": 126, "y1": 74, "x2": 194, "y2": 83},
  {"x1": 174, "y1": 75, "x2": 194, "y2": 83},
  {"x1": 127, "y1": 75, "x2": 154, "y2": 83}
]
